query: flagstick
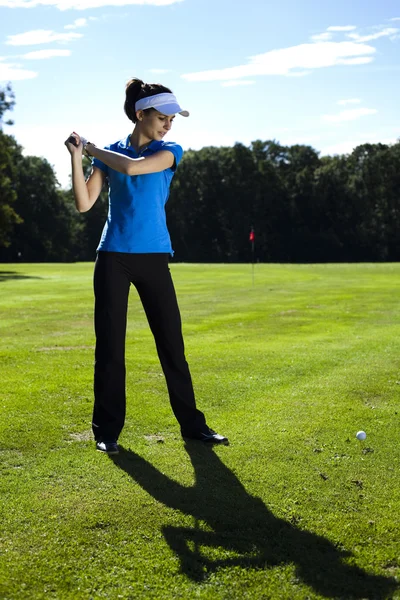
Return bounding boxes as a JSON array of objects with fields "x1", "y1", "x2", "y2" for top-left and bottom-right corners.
[
  {"x1": 249, "y1": 226, "x2": 255, "y2": 287},
  {"x1": 252, "y1": 240, "x2": 255, "y2": 286}
]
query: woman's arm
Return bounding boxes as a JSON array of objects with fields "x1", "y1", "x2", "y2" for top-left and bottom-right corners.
[
  {"x1": 65, "y1": 134, "x2": 106, "y2": 213},
  {"x1": 75, "y1": 166, "x2": 105, "y2": 213},
  {"x1": 86, "y1": 143, "x2": 175, "y2": 176}
]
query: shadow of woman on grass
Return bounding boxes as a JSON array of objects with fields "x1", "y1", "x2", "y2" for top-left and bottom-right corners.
[{"x1": 111, "y1": 444, "x2": 397, "y2": 599}]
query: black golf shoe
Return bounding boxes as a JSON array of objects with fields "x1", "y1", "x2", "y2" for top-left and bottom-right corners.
[
  {"x1": 182, "y1": 427, "x2": 229, "y2": 445},
  {"x1": 96, "y1": 441, "x2": 119, "y2": 455}
]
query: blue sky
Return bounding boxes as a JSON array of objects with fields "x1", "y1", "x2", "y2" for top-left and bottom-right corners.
[{"x1": 0, "y1": 0, "x2": 399, "y2": 187}]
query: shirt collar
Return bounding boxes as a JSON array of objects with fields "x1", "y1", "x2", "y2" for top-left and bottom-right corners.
[{"x1": 118, "y1": 135, "x2": 159, "y2": 154}]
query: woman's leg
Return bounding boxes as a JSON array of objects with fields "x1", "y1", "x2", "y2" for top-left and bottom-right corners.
[
  {"x1": 134, "y1": 254, "x2": 207, "y2": 435},
  {"x1": 92, "y1": 252, "x2": 131, "y2": 442}
]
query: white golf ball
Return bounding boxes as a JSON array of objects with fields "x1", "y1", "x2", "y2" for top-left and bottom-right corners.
[{"x1": 356, "y1": 431, "x2": 367, "y2": 441}]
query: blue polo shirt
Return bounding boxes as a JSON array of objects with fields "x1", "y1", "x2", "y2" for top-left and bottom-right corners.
[{"x1": 92, "y1": 135, "x2": 183, "y2": 254}]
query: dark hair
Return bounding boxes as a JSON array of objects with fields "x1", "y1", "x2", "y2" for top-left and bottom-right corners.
[{"x1": 124, "y1": 78, "x2": 173, "y2": 123}]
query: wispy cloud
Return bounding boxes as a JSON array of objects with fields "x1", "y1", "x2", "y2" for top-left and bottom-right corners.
[
  {"x1": 321, "y1": 107, "x2": 377, "y2": 123},
  {"x1": 338, "y1": 98, "x2": 361, "y2": 105},
  {"x1": 6, "y1": 29, "x2": 83, "y2": 45},
  {"x1": 64, "y1": 18, "x2": 87, "y2": 29},
  {"x1": 0, "y1": 0, "x2": 183, "y2": 9},
  {"x1": 327, "y1": 25, "x2": 357, "y2": 32},
  {"x1": 321, "y1": 136, "x2": 397, "y2": 156},
  {"x1": 0, "y1": 61, "x2": 37, "y2": 81},
  {"x1": 285, "y1": 70, "x2": 311, "y2": 77},
  {"x1": 21, "y1": 49, "x2": 71, "y2": 59},
  {"x1": 182, "y1": 41, "x2": 375, "y2": 82},
  {"x1": 221, "y1": 80, "x2": 255, "y2": 87},
  {"x1": 338, "y1": 57, "x2": 373, "y2": 65},
  {"x1": 311, "y1": 32, "x2": 332, "y2": 42},
  {"x1": 348, "y1": 27, "x2": 398, "y2": 43},
  {"x1": 390, "y1": 17, "x2": 400, "y2": 21}
]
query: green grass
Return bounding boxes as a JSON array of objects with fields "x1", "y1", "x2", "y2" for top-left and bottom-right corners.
[{"x1": 0, "y1": 262, "x2": 399, "y2": 600}]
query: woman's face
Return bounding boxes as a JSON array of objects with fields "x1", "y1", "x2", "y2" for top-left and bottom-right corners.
[{"x1": 137, "y1": 109, "x2": 175, "y2": 141}]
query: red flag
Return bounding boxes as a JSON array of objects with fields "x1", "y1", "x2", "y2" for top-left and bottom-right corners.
[{"x1": 249, "y1": 229, "x2": 255, "y2": 242}]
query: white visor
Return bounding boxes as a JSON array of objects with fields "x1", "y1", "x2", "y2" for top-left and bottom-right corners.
[{"x1": 135, "y1": 93, "x2": 189, "y2": 117}]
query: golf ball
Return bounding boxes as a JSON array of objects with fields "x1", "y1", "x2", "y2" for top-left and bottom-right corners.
[{"x1": 356, "y1": 431, "x2": 367, "y2": 441}]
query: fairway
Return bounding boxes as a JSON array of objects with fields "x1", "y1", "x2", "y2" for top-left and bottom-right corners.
[{"x1": 0, "y1": 262, "x2": 399, "y2": 600}]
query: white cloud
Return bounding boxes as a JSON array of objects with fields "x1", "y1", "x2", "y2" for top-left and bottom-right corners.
[
  {"x1": 182, "y1": 41, "x2": 376, "y2": 82},
  {"x1": 6, "y1": 29, "x2": 83, "y2": 46},
  {"x1": 327, "y1": 25, "x2": 357, "y2": 32},
  {"x1": 285, "y1": 70, "x2": 311, "y2": 77},
  {"x1": 348, "y1": 27, "x2": 398, "y2": 43},
  {"x1": 21, "y1": 49, "x2": 71, "y2": 59},
  {"x1": 311, "y1": 32, "x2": 332, "y2": 42},
  {"x1": 0, "y1": 62, "x2": 37, "y2": 81},
  {"x1": 64, "y1": 18, "x2": 87, "y2": 29},
  {"x1": 320, "y1": 136, "x2": 398, "y2": 156},
  {"x1": 337, "y1": 57, "x2": 373, "y2": 65},
  {"x1": 338, "y1": 98, "x2": 361, "y2": 105},
  {"x1": 0, "y1": 0, "x2": 182, "y2": 8},
  {"x1": 390, "y1": 17, "x2": 400, "y2": 21},
  {"x1": 221, "y1": 80, "x2": 255, "y2": 87},
  {"x1": 321, "y1": 107, "x2": 377, "y2": 123}
]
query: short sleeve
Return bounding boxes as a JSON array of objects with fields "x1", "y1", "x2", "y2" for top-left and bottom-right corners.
[
  {"x1": 163, "y1": 143, "x2": 183, "y2": 171},
  {"x1": 92, "y1": 145, "x2": 111, "y2": 175}
]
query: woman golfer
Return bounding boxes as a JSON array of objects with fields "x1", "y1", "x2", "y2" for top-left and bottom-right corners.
[{"x1": 65, "y1": 78, "x2": 228, "y2": 454}]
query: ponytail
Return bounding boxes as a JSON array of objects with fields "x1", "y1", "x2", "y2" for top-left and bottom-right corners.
[{"x1": 124, "y1": 77, "x2": 173, "y2": 123}]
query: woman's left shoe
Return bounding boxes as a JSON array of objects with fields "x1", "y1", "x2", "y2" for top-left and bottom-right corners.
[{"x1": 182, "y1": 427, "x2": 229, "y2": 445}]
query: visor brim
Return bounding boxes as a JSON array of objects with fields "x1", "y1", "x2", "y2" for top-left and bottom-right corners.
[{"x1": 154, "y1": 102, "x2": 189, "y2": 117}]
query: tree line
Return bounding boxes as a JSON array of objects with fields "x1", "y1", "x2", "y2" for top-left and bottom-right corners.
[{"x1": 1, "y1": 84, "x2": 399, "y2": 263}]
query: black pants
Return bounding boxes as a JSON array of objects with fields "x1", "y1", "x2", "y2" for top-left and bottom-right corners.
[{"x1": 92, "y1": 251, "x2": 207, "y2": 442}]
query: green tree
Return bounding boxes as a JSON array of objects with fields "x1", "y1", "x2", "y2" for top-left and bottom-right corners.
[
  {"x1": 168, "y1": 140, "x2": 400, "y2": 263},
  {"x1": 9, "y1": 155, "x2": 76, "y2": 261},
  {"x1": 168, "y1": 146, "x2": 224, "y2": 261},
  {"x1": 313, "y1": 155, "x2": 355, "y2": 260},
  {"x1": 0, "y1": 83, "x2": 15, "y2": 126},
  {"x1": 250, "y1": 140, "x2": 293, "y2": 262},
  {"x1": 381, "y1": 141, "x2": 400, "y2": 259},
  {"x1": 0, "y1": 84, "x2": 22, "y2": 248},
  {"x1": 346, "y1": 142, "x2": 400, "y2": 260}
]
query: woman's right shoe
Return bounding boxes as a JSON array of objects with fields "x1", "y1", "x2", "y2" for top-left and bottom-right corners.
[{"x1": 96, "y1": 440, "x2": 119, "y2": 455}]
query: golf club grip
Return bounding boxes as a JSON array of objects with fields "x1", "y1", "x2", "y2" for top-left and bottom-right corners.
[{"x1": 68, "y1": 136, "x2": 79, "y2": 146}]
